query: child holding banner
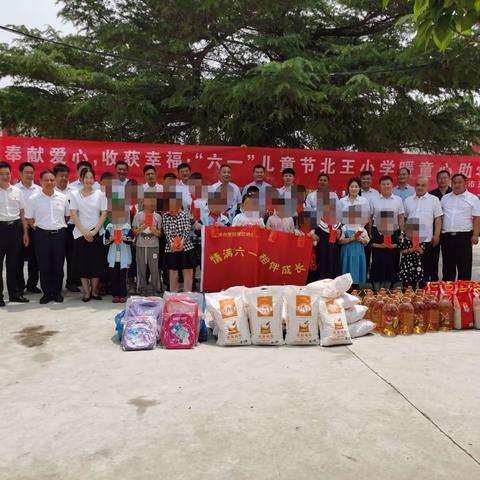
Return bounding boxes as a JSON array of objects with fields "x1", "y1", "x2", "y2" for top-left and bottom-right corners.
[{"x1": 232, "y1": 193, "x2": 265, "y2": 227}]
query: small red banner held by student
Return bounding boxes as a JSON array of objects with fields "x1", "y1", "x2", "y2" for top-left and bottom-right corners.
[{"x1": 201, "y1": 226, "x2": 312, "y2": 292}]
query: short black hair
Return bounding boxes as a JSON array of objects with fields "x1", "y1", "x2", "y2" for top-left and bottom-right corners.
[
  {"x1": 436, "y1": 169, "x2": 450, "y2": 178},
  {"x1": 282, "y1": 168, "x2": 295, "y2": 176},
  {"x1": 100, "y1": 172, "x2": 113, "y2": 181},
  {"x1": 317, "y1": 172, "x2": 329, "y2": 181},
  {"x1": 19, "y1": 162, "x2": 34, "y2": 172},
  {"x1": 246, "y1": 185, "x2": 260, "y2": 194},
  {"x1": 360, "y1": 170, "x2": 373, "y2": 177},
  {"x1": 253, "y1": 164, "x2": 265, "y2": 172},
  {"x1": 452, "y1": 173, "x2": 467, "y2": 182},
  {"x1": 40, "y1": 169, "x2": 55, "y2": 179},
  {"x1": 143, "y1": 165, "x2": 156, "y2": 174},
  {"x1": 219, "y1": 164, "x2": 231, "y2": 171},
  {"x1": 76, "y1": 161, "x2": 92, "y2": 171},
  {"x1": 379, "y1": 175, "x2": 393, "y2": 184},
  {"x1": 177, "y1": 163, "x2": 191, "y2": 173},
  {"x1": 190, "y1": 172, "x2": 202, "y2": 180},
  {"x1": 397, "y1": 167, "x2": 411, "y2": 175},
  {"x1": 115, "y1": 161, "x2": 128, "y2": 169},
  {"x1": 53, "y1": 163, "x2": 70, "y2": 175},
  {"x1": 163, "y1": 172, "x2": 177, "y2": 180},
  {"x1": 0, "y1": 161, "x2": 12, "y2": 171}
]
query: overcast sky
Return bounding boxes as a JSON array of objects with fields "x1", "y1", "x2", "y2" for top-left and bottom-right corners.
[{"x1": 0, "y1": 0, "x2": 75, "y2": 45}]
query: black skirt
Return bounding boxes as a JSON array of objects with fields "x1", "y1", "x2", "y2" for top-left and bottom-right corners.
[
  {"x1": 73, "y1": 233, "x2": 107, "y2": 278},
  {"x1": 163, "y1": 248, "x2": 197, "y2": 270}
]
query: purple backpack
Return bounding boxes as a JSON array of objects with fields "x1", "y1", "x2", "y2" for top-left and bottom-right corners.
[{"x1": 121, "y1": 316, "x2": 157, "y2": 351}]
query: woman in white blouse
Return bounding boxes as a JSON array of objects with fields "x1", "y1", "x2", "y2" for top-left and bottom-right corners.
[{"x1": 69, "y1": 168, "x2": 108, "y2": 301}]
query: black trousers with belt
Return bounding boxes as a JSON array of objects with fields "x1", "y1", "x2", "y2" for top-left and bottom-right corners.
[
  {"x1": 0, "y1": 220, "x2": 22, "y2": 300},
  {"x1": 35, "y1": 228, "x2": 67, "y2": 297},
  {"x1": 18, "y1": 225, "x2": 39, "y2": 291},
  {"x1": 441, "y1": 232, "x2": 473, "y2": 281}
]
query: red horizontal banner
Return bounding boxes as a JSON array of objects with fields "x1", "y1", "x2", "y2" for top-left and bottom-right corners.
[
  {"x1": 201, "y1": 226, "x2": 313, "y2": 292},
  {"x1": 1, "y1": 135, "x2": 480, "y2": 194}
]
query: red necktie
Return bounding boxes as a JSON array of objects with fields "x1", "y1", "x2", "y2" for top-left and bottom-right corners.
[{"x1": 130, "y1": 205, "x2": 137, "y2": 218}]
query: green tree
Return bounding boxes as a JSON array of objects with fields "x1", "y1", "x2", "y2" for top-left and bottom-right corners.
[
  {"x1": 0, "y1": 0, "x2": 479, "y2": 153},
  {"x1": 384, "y1": 0, "x2": 480, "y2": 50}
]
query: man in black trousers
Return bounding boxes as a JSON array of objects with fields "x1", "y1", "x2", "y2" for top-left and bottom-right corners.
[
  {"x1": 440, "y1": 173, "x2": 480, "y2": 281},
  {"x1": 16, "y1": 161, "x2": 41, "y2": 294},
  {"x1": 429, "y1": 170, "x2": 452, "y2": 281},
  {"x1": 25, "y1": 170, "x2": 69, "y2": 304},
  {"x1": 0, "y1": 161, "x2": 30, "y2": 306}
]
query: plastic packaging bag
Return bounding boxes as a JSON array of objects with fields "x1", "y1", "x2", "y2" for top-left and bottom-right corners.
[
  {"x1": 206, "y1": 287, "x2": 251, "y2": 346},
  {"x1": 244, "y1": 286, "x2": 284, "y2": 345},
  {"x1": 121, "y1": 316, "x2": 157, "y2": 351},
  {"x1": 344, "y1": 305, "x2": 368, "y2": 325},
  {"x1": 114, "y1": 309, "x2": 126, "y2": 339},
  {"x1": 318, "y1": 299, "x2": 352, "y2": 347},
  {"x1": 284, "y1": 286, "x2": 319, "y2": 345},
  {"x1": 348, "y1": 320, "x2": 375, "y2": 338},
  {"x1": 307, "y1": 274, "x2": 352, "y2": 299}
]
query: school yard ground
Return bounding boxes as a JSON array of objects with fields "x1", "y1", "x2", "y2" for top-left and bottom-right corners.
[{"x1": 1, "y1": 246, "x2": 479, "y2": 479}]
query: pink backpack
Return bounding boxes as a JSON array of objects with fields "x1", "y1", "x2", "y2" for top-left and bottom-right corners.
[{"x1": 160, "y1": 297, "x2": 199, "y2": 349}]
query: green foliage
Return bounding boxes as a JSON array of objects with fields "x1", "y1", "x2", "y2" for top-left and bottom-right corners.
[
  {"x1": 0, "y1": 0, "x2": 479, "y2": 153},
  {"x1": 384, "y1": 0, "x2": 480, "y2": 50}
]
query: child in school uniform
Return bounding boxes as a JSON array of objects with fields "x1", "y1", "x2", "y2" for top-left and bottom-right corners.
[
  {"x1": 338, "y1": 204, "x2": 370, "y2": 289},
  {"x1": 397, "y1": 223, "x2": 426, "y2": 290},
  {"x1": 104, "y1": 203, "x2": 134, "y2": 303},
  {"x1": 162, "y1": 196, "x2": 197, "y2": 293},
  {"x1": 370, "y1": 212, "x2": 400, "y2": 292},
  {"x1": 132, "y1": 193, "x2": 162, "y2": 295}
]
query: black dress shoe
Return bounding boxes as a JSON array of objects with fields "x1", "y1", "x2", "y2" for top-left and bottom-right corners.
[
  {"x1": 0, "y1": 299, "x2": 5, "y2": 307},
  {"x1": 66, "y1": 284, "x2": 81, "y2": 293},
  {"x1": 9, "y1": 296, "x2": 30, "y2": 303},
  {"x1": 53, "y1": 295, "x2": 64, "y2": 303},
  {"x1": 27, "y1": 287, "x2": 42, "y2": 294},
  {"x1": 39, "y1": 295, "x2": 52, "y2": 304},
  {"x1": 82, "y1": 296, "x2": 91, "y2": 303},
  {"x1": 91, "y1": 294, "x2": 102, "y2": 301}
]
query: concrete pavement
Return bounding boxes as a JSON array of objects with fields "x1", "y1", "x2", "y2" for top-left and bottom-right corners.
[{"x1": 1, "y1": 295, "x2": 479, "y2": 480}]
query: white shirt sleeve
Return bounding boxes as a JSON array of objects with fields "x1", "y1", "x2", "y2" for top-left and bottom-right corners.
[
  {"x1": 69, "y1": 192, "x2": 79, "y2": 211},
  {"x1": 100, "y1": 192, "x2": 108, "y2": 211},
  {"x1": 433, "y1": 196, "x2": 443, "y2": 218},
  {"x1": 472, "y1": 195, "x2": 480, "y2": 217}
]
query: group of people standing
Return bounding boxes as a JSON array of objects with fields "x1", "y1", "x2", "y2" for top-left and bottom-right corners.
[{"x1": 0, "y1": 158, "x2": 479, "y2": 307}]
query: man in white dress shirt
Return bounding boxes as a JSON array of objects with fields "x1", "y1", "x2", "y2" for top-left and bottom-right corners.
[
  {"x1": 17, "y1": 162, "x2": 41, "y2": 294},
  {"x1": 25, "y1": 170, "x2": 69, "y2": 304},
  {"x1": 177, "y1": 163, "x2": 193, "y2": 211},
  {"x1": 210, "y1": 165, "x2": 242, "y2": 221},
  {"x1": 393, "y1": 167, "x2": 415, "y2": 201},
  {"x1": 360, "y1": 170, "x2": 380, "y2": 204},
  {"x1": 404, "y1": 176, "x2": 443, "y2": 286},
  {"x1": 53, "y1": 163, "x2": 80, "y2": 292},
  {"x1": 115, "y1": 161, "x2": 129, "y2": 186},
  {"x1": 0, "y1": 161, "x2": 30, "y2": 306},
  {"x1": 242, "y1": 164, "x2": 272, "y2": 196},
  {"x1": 143, "y1": 165, "x2": 163, "y2": 193},
  {"x1": 371, "y1": 175, "x2": 405, "y2": 232},
  {"x1": 305, "y1": 173, "x2": 338, "y2": 210},
  {"x1": 440, "y1": 173, "x2": 480, "y2": 281}
]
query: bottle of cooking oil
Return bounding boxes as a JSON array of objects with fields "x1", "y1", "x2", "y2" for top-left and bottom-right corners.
[
  {"x1": 398, "y1": 296, "x2": 414, "y2": 335},
  {"x1": 382, "y1": 298, "x2": 399, "y2": 337},
  {"x1": 438, "y1": 294, "x2": 453, "y2": 331},
  {"x1": 413, "y1": 295, "x2": 426, "y2": 334}
]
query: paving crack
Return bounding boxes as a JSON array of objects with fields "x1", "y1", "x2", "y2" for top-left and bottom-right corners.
[{"x1": 347, "y1": 346, "x2": 480, "y2": 467}]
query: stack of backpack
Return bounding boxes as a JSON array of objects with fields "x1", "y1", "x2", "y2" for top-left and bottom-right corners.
[{"x1": 116, "y1": 293, "x2": 207, "y2": 351}]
